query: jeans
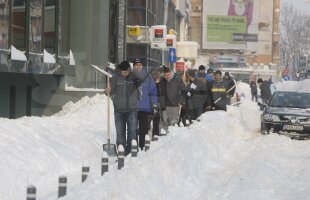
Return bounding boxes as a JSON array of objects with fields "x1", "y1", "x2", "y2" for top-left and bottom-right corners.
[{"x1": 114, "y1": 111, "x2": 138, "y2": 154}]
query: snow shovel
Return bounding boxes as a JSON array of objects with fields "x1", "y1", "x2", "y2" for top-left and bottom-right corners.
[
  {"x1": 214, "y1": 80, "x2": 241, "y2": 104},
  {"x1": 102, "y1": 75, "x2": 117, "y2": 157}
]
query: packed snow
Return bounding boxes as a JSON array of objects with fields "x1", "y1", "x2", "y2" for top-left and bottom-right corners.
[{"x1": 0, "y1": 82, "x2": 310, "y2": 200}]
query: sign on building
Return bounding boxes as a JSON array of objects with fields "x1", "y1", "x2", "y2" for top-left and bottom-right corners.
[
  {"x1": 202, "y1": 0, "x2": 259, "y2": 51},
  {"x1": 166, "y1": 34, "x2": 176, "y2": 48},
  {"x1": 150, "y1": 25, "x2": 167, "y2": 49}
]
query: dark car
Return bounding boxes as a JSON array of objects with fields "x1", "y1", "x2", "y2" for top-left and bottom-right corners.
[{"x1": 260, "y1": 91, "x2": 310, "y2": 139}]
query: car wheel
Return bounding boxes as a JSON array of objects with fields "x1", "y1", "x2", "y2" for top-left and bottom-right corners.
[{"x1": 260, "y1": 122, "x2": 269, "y2": 135}]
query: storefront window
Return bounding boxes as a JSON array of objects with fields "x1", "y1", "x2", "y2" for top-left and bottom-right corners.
[
  {"x1": 0, "y1": 0, "x2": 9, "y2": 49},
  {"x1": 58, "y1": 0, "x2": 69, "y2": 63},
  {"x1": 11, "y1": 0, "x2": 26, "y2": 51},
  {"x1": 44, "y1": 0, "x2": 56, "y2": 54},
  {"x1": 29, "y1": 0, "x2": 43, "y2": 53}
]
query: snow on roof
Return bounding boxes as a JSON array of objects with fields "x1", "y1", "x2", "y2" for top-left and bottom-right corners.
[{"x1": 274, "y1": 80, "x2": 310, "y2": 93}]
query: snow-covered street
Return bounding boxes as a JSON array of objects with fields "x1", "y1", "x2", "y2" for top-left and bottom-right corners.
[{"x1": 0, "y1": 83, "x2": 310, "y2": 200}]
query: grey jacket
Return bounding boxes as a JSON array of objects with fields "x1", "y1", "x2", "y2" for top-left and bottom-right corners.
[
  {"x1": 110, "y1": 70, "x2": 144, "y2": 112},
  {"x1": 160, "y1": 75, "x2": 187, "y2": 107}
]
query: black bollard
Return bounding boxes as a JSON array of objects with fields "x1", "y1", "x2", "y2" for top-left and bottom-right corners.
[
  {"x1": 101, "y1": 157, "x2": 108, "y2": 175},
  {"x1": 117, "y1": 145, "x2": 125, "y2": 170},
  {"x1": 145, "y1": 135, "x2": 150, "y2": 151},
  {"x1": 58, "y1": 176, "x2": 67, "y2": 198},
  {"x1": 131, "y1": 139, "x2": 138, "y2": 157},
  {"x1": 82, "y1": 166, "x2": 90, "y2": 183},
  {"x1": 26, "y1": 185, "x2": 36, "y2": 200}
]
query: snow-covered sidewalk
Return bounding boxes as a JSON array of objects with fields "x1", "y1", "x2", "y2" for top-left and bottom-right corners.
[{"x1": 0, "y1": 83, "x2": 310, "y2": 200}]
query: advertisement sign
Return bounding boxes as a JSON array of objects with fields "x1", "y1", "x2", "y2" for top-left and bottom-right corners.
[
  {"x1": 150, "y1": 25, "x2": 167, "y2": 49},
  {"x1": 166, "y1": 34, "x2": 176, "y2": 48},
  {"x1": 176, "y1": 61, "x2": 185, "y2": 71},
  {"x1": 128, "y1": 26, "x2": 140, "y2": 36},
  {"x1": 202, "y1": 0, "x2": 259, "y2": 50}
]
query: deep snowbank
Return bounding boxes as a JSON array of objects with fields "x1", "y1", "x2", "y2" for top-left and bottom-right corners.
[{"x1": 1, "y1": 82, "x2": 310, "y2": 200}]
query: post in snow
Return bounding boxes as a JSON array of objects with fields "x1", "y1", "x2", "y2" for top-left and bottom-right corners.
[
  {"x1": 101, "y1": 152, "x2": 109, "y2": 175},
  {"x1": 26, "y1": 185, "x2": 36, "y2": 200},
  {"x1": 131, "y1": 139, "x2": 138, "y2": 157},
  {"x1": 58, "y1": 176, "x2": 67, "y2": 198},
  {"x1": 145, "y1": 134, "x2": 151, "y2": 151},
  {"x1": 82, "y1": 166, "x2": 90, "y2": 183},
  {"x1": 117, "y1": 145, "x2": 125, "y2": 170}
]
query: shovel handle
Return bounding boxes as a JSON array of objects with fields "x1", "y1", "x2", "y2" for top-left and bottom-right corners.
[{"x1": 107, "y1": 76, "x2": 111, "y2": 142}]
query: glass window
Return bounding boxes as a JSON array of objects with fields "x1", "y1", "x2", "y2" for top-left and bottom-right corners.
[
  {"x1": 11, "y1": 0, "x2": 26, "y2": 51},
  {"x1": 29, "y1": 0, "x2": 43, "y2": 53},
  {"x1": 0, "y1": 0, "x2": 9, "y2": 49},
  {"x1": 44, "y1": 0, "x2": 56, "y2": 53},
  {"x1": 127, "y1": 9, "x2": 145, "y2": 26},
  {"x1": 58, "y1": 0, "x2": 69, "y2": 62}
]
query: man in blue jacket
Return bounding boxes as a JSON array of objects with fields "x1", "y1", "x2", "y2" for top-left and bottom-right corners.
[{"x1": 133, "y1": 58, "x2": 158, "y2": 150}]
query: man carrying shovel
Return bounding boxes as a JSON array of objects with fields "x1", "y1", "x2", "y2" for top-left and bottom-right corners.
[{"x1": 105, "y1": 60, "x2": 144, "y2": 156}]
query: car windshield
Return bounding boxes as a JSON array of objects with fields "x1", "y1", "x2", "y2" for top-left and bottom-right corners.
[{"x1": 269, "y1": 92, "x2": 310, "y2": 109}]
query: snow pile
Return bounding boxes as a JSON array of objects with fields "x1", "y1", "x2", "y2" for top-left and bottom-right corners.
[{"x1": 0, "y1": 83, "x2": 310, "y2": 200}]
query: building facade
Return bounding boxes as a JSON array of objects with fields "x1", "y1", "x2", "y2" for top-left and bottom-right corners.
[{"x1": 0, "y1": 0, "x2": 113, "y2": 118}]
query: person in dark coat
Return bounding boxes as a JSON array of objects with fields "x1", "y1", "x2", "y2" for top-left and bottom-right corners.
[
  {"x1": 133, "y1": 58, "x2": 158, "y2": 150},
  {"x1": 257, "y1": 78, "x2": 272, "y2": 103},
  {"x1": 250, "y1": 80, "x2": 258, "y2": 102},
  {"x1": 151, "y1": 70, "x2": 165, "y2": 138},
  {"x1": 207, "y1": 70, "x2": 228, "y2": 111},
  {"x1": 223, "y1": 72, "x2": 236, "y2": 105},
  {"x1": 160, "y1": 67, "x2": 187, "y2": 128},
  {"x1": 187, "y1": 70, "x2": 207, "y2": 120}
]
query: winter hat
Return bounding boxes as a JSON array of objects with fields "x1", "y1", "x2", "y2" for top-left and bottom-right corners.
[
  {"x1": 257, "y1": 78, "x2": 263, "y2": 83},
  {"x1": 188, "y1": 70, "x2": 196, "y2": 78},
  {"x1": 214, "y1": 70, "x2": 222, "y2": 76},
  {"x1": 224, "y1": 71, "x2": 230, "y2": 76},
  {"x1": 198, "y1": 65, "x2": 205, "y2": 71},
  {"x1": 207, "y1": 68, "x2": 213, "y2": 74},
  {"x1": 117, "y1": 61, "x2": 131, "y2": 71},
  {"x1": 133, "y1": 58, "x2": 142, "y2": 66}
]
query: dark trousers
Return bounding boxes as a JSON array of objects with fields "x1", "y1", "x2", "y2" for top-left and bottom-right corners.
[
  {"x1": 192, "y1": 105, "x2": 204, "y2": 120},
  {"x1": 214, "y1": 104, "x2": 227, "y2": 111},
  {"x1": 251, "y1": 93, "x2": 258, "y2": 102},
  {"x1": 138, "y1": 111, "x2": 152, "y2": 149},
  {"x1": 152, "y1": 112, "x2": 160, "y2": 136}
]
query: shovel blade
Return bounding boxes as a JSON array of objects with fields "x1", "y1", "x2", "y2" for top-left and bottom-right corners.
[{"x1": 102, "y1": 144, "x2": 117, "y2": 157}]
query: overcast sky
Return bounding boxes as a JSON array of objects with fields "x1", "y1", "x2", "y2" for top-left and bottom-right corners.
[{"x1": 281, "y1": 0, "x2": 310, "y2": 15}]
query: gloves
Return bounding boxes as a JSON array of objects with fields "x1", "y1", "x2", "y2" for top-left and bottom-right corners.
[
  {"x1": 153, "y1": 104, "x2": 159, "y2": 114},
  {"x1": 133, "y1": 79, "x2": 141, "y2": 87}
]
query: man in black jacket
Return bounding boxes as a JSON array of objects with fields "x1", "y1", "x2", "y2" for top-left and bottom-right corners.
[
  {"x1": 187, "y1": 70, "x2": 208, "y2": 119},
  {"x1": 223, "y1": 72, "x2": 236, "y2": 105},
  {"x1": 257, "y1": 78, "x2": 271, "y2": 103},
  {"x1": 207, "y1": 70, "x2": 228, "y2": 111},
  {"x1": 160, "y1": 67, "x2": 186, "y2": 128}
]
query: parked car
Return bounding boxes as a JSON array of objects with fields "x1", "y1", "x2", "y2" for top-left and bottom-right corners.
[{"x1": 259, "y1": 91, "x2": 310, "y2": 139}]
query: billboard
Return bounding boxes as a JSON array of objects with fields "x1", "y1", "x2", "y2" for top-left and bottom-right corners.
[{"x1": 202, "y1": 0, "x2": 259, "y2": 50}]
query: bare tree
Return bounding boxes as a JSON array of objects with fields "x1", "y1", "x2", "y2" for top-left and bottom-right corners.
[{"x1": 280, "y1": 3, "x2": 310, "y2": 70}]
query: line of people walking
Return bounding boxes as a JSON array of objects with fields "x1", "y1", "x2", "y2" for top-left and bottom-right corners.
[{"x1": 105, "y1": 60, "x2": 236, "y2": 155}]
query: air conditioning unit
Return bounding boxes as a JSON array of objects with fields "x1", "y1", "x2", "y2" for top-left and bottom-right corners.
[{"x1": 193, "y1": 5, "x2": 201, "y2": 11}]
